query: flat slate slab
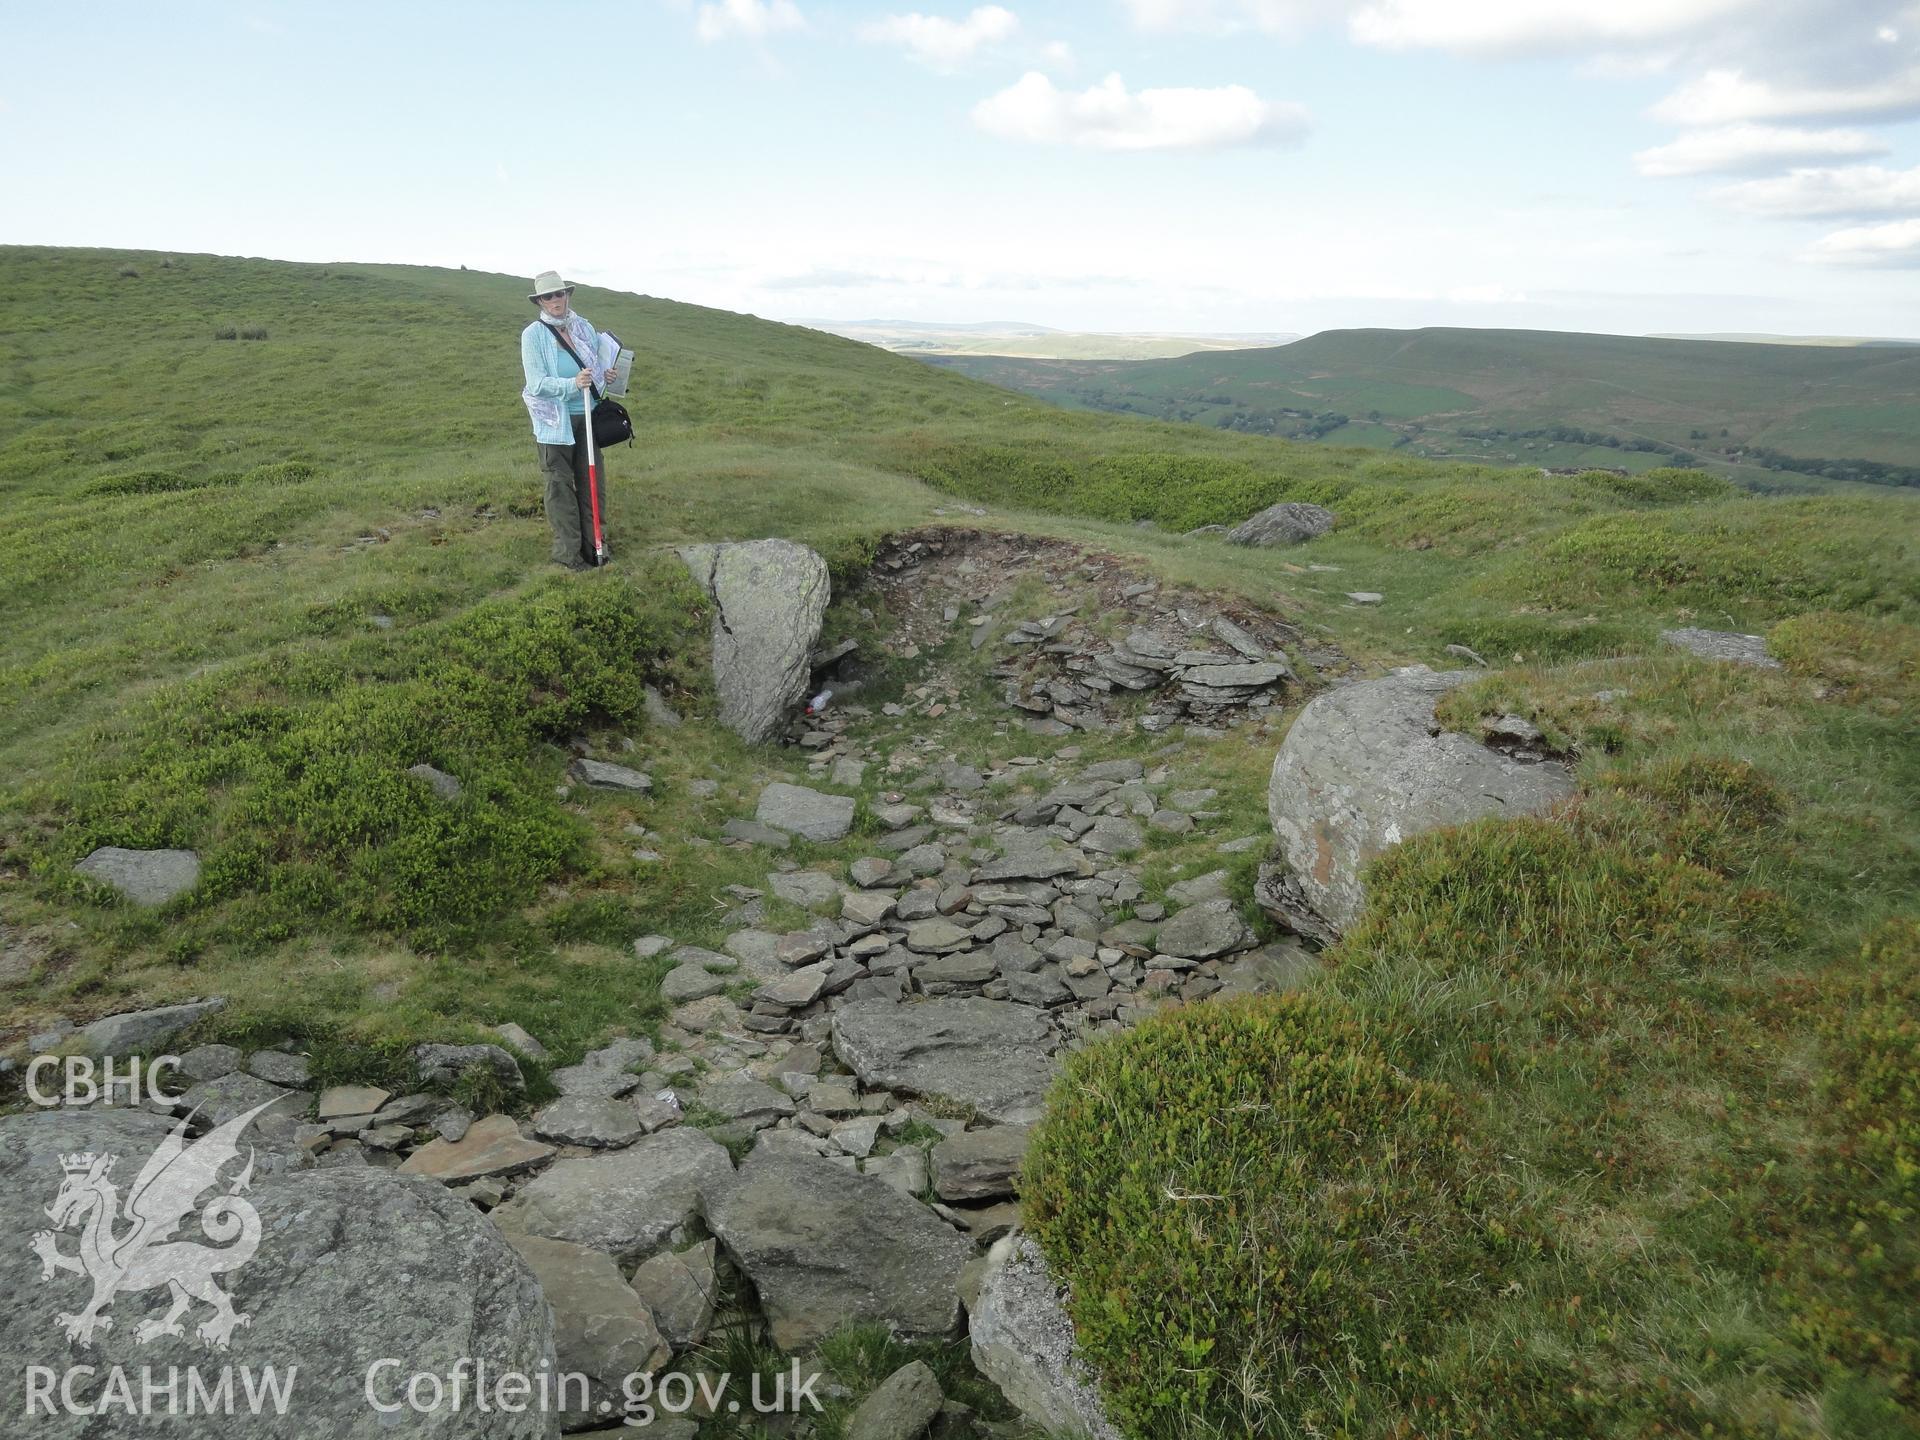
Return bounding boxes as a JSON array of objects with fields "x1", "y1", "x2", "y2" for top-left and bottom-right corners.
[
  {"x1": 71, "y1": 996, "x2": 226, "y2": 1057},
  {"x1": 831, "y1": 998, "x2": 1059, "y2": 1125},
  {"x1": 532, "y1": 1096, "x2": 647, "y2": 1149},
  {"x1": 490, "y1": 1127, "x2": 735, "y2": 1265},
  {"x1": 177, "y1": 1072, "x2": 309, "y2": 1128},
  {"x1": 318, "y1": 1084, "x2": 391, "y2": 1120},
  {"x1": 73, "y1": 847, "x2": 200, "y2": 907},
  {"x1": 933, "y1": 1124, "x2": 1032, "y2": 1202},
  {"x1": 398, "y1": 1113, "x2": 555, "y2": 1182},
  {"x1": 1154, "y1": 900, "x2": 1255, "y2": 959},
  {"x1": 973, "y1": 846, "x2": 1092, "y2": 884},
  {"x1": 767, "y1": 869, "x2": 843, "y2": 909},
  {"x1": 1661, "y1": 627, "x2": 1783, "y2": 669},
  {"x1": 504, "y1": 1234, "x2": 670, "y2": 1426},
  {"x1": 548, "y1": 1037, "x2": 654, "y2": 1099},
  {"x1": 661, "y1": 962, "x2": 728, "y2": 1003},
  {"x1": 755, "y1": 783, "x2": 856, "y2": 842},
  {"x1": 570, "y1": 758, "x2": 654, "y2": 793},
  {"x1": 1079, "y1": 817, "x2": 1143, "y2": 855},
  {"x1": 706, "y1": 1148, "x2": 973, "y2": 1350},
  {"x1": 1180, "y1": 662, "x2": 1289, "y2": 690}
]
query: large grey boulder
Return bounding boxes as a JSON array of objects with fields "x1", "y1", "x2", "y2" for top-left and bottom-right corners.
[
  {"x1": 1266, "y1": 666, "x2": 1575, "y2": 934},
  {"x1": 971, "y1": 1234, "x2": 1120, "y2": 1440},
  {"x1": 1227, "y1": 501, "x2": 1335, "y2": 547},
  {"x1": 491, "y1": 1127, "x2": 734, "y2": 1266},
  {"x1": 705, "y1": 1149, "x2": 973, "y2": 1350},
  {"x1": 832, "y1": 999, "x2": 1058, "y2": 1125},
  {"x1": 72, "y1": 847, "x2": 201, "y2": 907},
  {"x1": 0, "y1": 1106, "x2": 557, "y2": 1438},
  {"x1": 680, "y1": 539, "x2": 831, "y2": 744}
]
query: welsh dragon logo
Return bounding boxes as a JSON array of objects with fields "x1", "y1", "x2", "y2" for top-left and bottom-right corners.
[{"x1": 31, "y1": 1100, "x2": 273, "y2": 1350}]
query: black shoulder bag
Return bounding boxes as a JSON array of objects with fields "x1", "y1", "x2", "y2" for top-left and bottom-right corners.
[{"x1": 544, "y1": 323, "x2": 634, "y2": 449}]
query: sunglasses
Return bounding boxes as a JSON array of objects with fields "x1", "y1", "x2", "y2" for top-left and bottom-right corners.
[{"x1": 536, "y1": 291, "x2": 570, "y2": 302}]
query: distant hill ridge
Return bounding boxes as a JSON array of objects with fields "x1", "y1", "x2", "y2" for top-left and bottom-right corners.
[
  {"x1": 928, "y1": 325, "x2": 1920, "y2": 488},
  {"x1": 796, "y1": 318, "x2": 1301, "y2": 361}
]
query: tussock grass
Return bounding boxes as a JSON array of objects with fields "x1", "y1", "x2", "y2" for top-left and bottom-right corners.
[{"x1": 1029, "y1": 643, "x2": 1919, "y2": 1436}]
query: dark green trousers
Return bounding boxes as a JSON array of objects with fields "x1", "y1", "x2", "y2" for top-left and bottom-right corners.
[{"x1": 537, "y1": 414, "x2": 607, "y2": 568}]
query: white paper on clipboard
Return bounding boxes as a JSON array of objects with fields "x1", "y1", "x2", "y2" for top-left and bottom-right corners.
[{"x1": 596, "y1": 332, "x2": 635, "y2": 398}]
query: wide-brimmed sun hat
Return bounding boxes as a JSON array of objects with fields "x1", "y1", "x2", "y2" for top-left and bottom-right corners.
[{"x1": 528, "y1": 270, "x2": 575, "y2": 301}]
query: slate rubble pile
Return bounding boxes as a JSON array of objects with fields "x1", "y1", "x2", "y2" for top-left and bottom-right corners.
[
  {"x1": 857, "y1": 528, "x2": 1345, "y2": 739},
  {"x1": 9, "y1": 733, "x2": 1308, "y2": 1439}
]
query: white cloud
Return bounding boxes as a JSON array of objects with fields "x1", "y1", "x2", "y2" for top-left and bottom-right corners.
[
  {"x1": 1713, "y1": 163, "x2": 1920, "y2": 218},
  {"x1": 1805, "y1": 216, "x2": 1920, "y2": 265},
  {"x1": 861, "y1": 7, "x2": 1019, "y2": 70},
  {"x1": 971, "y1": 71, "x2": 1309, "y2": 150},
  {"x1": 1348, "y1": 0, "x2": 1754, "y2": 57},
  {"x1": 1653, "y1": 64, "x2": 1920, "y2": 124},
  {"x1": 1634, "y1": 123, "x2": 1890, "y2": 177},
  {"x1": 1121, "y1": 0, "x2": 1331, "y2": 37},
  {"x1": 1042, "y1": 39, "x2": 1076, "y2": 69},
  {"x1": 1445, "y1": 282, "x2": 1531, "y2": 304},
  {"x1": 695, "y1": 0, "x2": 804, "y2": 42}
]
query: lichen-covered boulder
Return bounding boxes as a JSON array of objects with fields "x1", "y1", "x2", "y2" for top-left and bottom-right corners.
[
  {"x1": 0, "y1": 1106, "x2": 556, "y2": 1438},
  {"x1": 1266, "y1": 666, "x2": 1575, "y2": 934},
  {"x1": 679, "y1": 539, "x2": 830, "y2": 744},
  {"x1": 1227, "y1": 502, "x2": 1335, "y2": 547},
  {"x1": 970, "y1": 1235, "x2": 1120, "y2": 1440}
]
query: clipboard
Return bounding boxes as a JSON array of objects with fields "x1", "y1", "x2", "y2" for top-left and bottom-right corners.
[{"x1": 596, "y1": 332, "x2": 635, "y2": 398}]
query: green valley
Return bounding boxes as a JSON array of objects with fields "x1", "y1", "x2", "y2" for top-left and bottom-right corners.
[{"x1": 929, "y1": 326, "x2": 1920, "y2": 492}]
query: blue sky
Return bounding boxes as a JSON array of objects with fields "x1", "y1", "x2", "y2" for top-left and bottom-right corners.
[{"x1": 4, "y1": 0, "x2": 1918, "y2": 336}]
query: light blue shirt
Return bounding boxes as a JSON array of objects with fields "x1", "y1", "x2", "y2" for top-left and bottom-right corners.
[{"x1": 520, "y1": 315, "x2": 604, "y2": 444}]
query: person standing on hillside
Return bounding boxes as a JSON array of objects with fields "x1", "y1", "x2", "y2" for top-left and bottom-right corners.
[{"x1": 520, "y1": 270, "x2": 615, "y2": 570}]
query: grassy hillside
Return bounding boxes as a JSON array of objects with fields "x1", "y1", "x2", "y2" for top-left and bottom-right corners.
[
  {"x1": 1, "y1": 247, "x2": 1917, "y2": 1438},
  {"x1": 930, "y1": 326, "x2": 1920, "y2": 489}
]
